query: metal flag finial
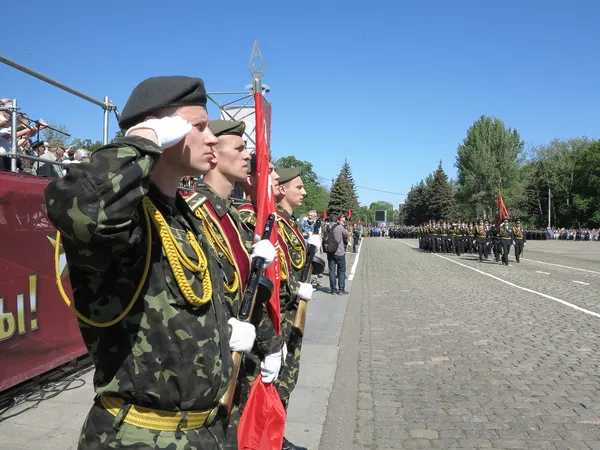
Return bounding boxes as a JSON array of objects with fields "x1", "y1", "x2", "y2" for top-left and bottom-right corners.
[{"x1": 248, "y1": 41, "x2": 265, "y2": 80}]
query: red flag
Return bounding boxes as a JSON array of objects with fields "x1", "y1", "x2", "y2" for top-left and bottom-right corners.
[
  {"x1": 323, "y1": 210, "x2": 328, "y2": 219},
  {"x1": 348, "y1": 209, "x2": 352, "y2": 218},
  {"x1": 494, "y1": 189, "x2": 509, "y2": 227},
  {"x1": 253, "y1": 95, "x2": 279, "y2": 336},
  {"x1": 237, "y1": 380, "x2": 286, "y2": 450},
  {"x1": 238, "y1": 87, "x2": 285, "y2": 450}
]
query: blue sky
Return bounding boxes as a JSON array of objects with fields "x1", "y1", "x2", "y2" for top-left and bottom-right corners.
[{"x1": 3, "y1": 0, "x2": 599, "y2": 208}]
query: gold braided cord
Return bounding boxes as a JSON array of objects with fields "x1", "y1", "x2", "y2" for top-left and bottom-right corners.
[
  {"x1": 56, "y1": 197, "x2": 213, "y2": 327},
  {"x1": 278, "y1": 222, "x2": 305, "y2": 270},
  {"x1": 55, "y1": 203, "x2": 153, "y2": 328},
  {"x1": 194, "y1": 207, "x2": 240, "y2": 294},
  {"x1": 143, "y1": 197, "x2": 212, "y2": 306},
  {"x1": 278, "y1": 248, "x2": 288, "y2": 281}
]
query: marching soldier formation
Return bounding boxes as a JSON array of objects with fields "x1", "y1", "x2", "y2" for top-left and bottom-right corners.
[
  {"x1": 44, "y1": 76, "x2": 317, "y2": 450},
  {"x1": 385, "y1": 218, "x2": 528, "y2": 266}
]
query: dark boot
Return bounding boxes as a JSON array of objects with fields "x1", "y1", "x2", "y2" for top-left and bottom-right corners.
[{"x1": 282, "y1": 437, "x2": 308, "y2": 450}]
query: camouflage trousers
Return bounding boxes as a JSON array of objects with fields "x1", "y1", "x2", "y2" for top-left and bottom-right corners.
[
  {"x1": 275, "y1": 307, "x2": 304, "y2": 410},
  {"x1": 223, "y1": 354, "x2": 261, "y2": 450},
  {"x1": 78, "y1": 399, "x2": 226, "y2": 449}
]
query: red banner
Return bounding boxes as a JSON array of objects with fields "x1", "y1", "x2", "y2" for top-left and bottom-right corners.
[
  {"x1": 238, "y1": 90, "x2": 285, "y2": 450},
  {"x1": 494, "y1": 189, "x2": 510, "y2": 227},
  {"x1": 0, "y1": 171, "x2": 87, "y2": 392}
]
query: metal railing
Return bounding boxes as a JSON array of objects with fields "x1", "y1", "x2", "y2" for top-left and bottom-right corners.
[{"x1": 1, "y1": 55, "x2": 120, "y2": 174}]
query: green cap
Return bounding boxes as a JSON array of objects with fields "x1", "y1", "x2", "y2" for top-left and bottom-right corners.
[
  {"x1": 119, "y1": 76, "x2": 207, "y2": 130},
  {"x1": 209, "y1": 119, "x2": 245, "y2": 137},
  {"x1": 278, "y1": 167, "x2": 301, "y2": 185}
]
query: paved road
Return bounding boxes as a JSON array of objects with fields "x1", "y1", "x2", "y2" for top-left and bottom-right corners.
[{"x1": 322, "y1": 238, "x2": 600, "y2": 450}]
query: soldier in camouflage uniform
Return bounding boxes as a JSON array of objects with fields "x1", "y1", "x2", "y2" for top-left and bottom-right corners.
[
  {"x1": 44, "y1": 77, "x2": 271, "y2": 450},
  {"x1": 190, "y1": 120, "x2": 283, "y2": 449},
  {"x1": 274, "y1": 168, "x2": 316, "y2": 450}
]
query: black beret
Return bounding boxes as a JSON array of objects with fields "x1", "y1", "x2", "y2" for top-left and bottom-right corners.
[
  {"x1": 209, "y1": 120, "x2": 245, "y2": 138},
  {"x1": 516, "y1": 218, "x2": 521, "y2": 223},
  {"x1": 119, "y1": 76, "x2": 207, "y2": 130},
  {"x1": 278, "y1": 167, "x2": 301, "y2": 185}
]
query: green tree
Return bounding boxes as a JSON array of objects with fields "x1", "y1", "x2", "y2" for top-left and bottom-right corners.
[
  {"x1": 275, "y1": 155, "x2": 329, "y2": 216},
  {"x1": 572, "y1": 141, "x2": 600, "y2": 227},
  {"x1": 369, "y1": 200, "x2": 394, "y2": 224},
  {"x1": 275, "y1": 156, "x2": 318, "y2": 185},
  {"x1": 455, "y1": 115, "x2": 524, "y2": 219},
  {"x1": 69, "y1": 138, "x2": 103, "y2": 152},
  {"x1": 339, "y1": 158, "x2": 358, "y2": 200},
  {"x1": 41, "y1": 124, "x2": 69, "y2": 148},
  {"x1": 326, "y1": 161, "x2": 360, "y2": 219},
  {"x1": 426, "y1": 161, "x2": 456, "y2": 220},
  {"x1": 111, "y1": 129, "x2": 126, "y2": 142}
]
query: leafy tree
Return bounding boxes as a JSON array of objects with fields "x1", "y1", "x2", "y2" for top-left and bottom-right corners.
[
  {"x1": 41, "y1": 124, "x2": 69, "y2": 148},
  {"x1": 275, "y1": 155, "x2": 329, "y2": 216},
  {"x1": 369, "y1": 201, "x2": 394, "y2": 224},
  {"x1": 275, "y1": 156, "x2": 318, "y2": 185},
  {"x1": 69, "y1": 138, "x2": 103, "y2": 152},
  {"x1": 111, "y1": 129, "x2": 126, "y2": 142},
  {"x1": 572, "y1": 141, "x2": 600, "y2": 227},
  {"x1": 455, "y1": 115, "x2": 524, "y2": 219}
]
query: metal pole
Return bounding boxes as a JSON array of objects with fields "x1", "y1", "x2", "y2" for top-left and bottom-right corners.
[
  {"x1": 1, "y1": 56, "x2": 107, "y2": 109},
  {"x1": 103, "y1": 96, "x2": 110, "y2": 144},
  {"x1": 548, "y1": 188, "x2": 551, "y2": 229},
  {"x1": 10, "y1": 99, "x2": 17, "y2": 172}
]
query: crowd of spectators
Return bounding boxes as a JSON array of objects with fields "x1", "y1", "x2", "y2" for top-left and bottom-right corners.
[{"x1": 1, "y1": 98, "x2": 91, "y2": 178}]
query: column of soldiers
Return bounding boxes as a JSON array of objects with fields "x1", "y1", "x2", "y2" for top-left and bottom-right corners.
[
  {"x1": 407, "y1": 218, "x2": 527, "y2": 265},
  {"x1": 44, "y1": 76, "x2": 317, "y2": 450}
]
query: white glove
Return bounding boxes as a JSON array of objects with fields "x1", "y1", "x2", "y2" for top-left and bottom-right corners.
[
  {"x1": 260, "y1": 349, "x2": 283, "y2": 384},
  {"x1": 297, "y1": 282, "x2": 313, "y2": 301},
  {"x1": 308, "y1": 234, "x2": 322, "y2": 249},
  {"x1": 228, "y1": 318, "x2": 256, "y2": 353},
  {"x1": 282, "y1": 342, "x2": 288, "y2": 362},
  {"x1": 250, "y1": 239, "x2": 276, "y2": 268},
  {"x1": 125, "y1": 116, "x2": 192, "y2": 149}
]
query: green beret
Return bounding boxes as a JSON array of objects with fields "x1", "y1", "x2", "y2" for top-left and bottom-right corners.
[
  {"x1": 119, "y1": 76, "x2": 207, "y2": 130},
  {"x1": 278, "y1": 167, "x2": 301, "y2": 185},
  {"x1": 209, "y1": 120, "x2": 245, "y2": 138}
]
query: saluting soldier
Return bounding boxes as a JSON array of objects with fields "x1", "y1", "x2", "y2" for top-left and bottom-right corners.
[
  {"x1": 44, "y1": 77, "x2": 267, "y2": 449},
  {"x1": 188, "y1": 120, "x2": 283, "y2": 449},
  {"x1": 512, "y1": 218, "x2": 526, "y2": 263}
]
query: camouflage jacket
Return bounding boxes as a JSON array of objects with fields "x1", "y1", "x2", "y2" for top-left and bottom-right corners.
[
  {"x1": 44, "y1": 136, "x2": 232, "y2": 412},
  {"x1": 233, "y1": 199, "x2": 282, "y2": 356},
  {"x1": 186, "y1": 181, "x2": 253, "y2": 317},
  {"x1": 276, "y1": 206, "x2": 307, "y2": 312}
]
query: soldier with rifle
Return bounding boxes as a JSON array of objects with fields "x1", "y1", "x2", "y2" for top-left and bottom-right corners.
[
  {"x1": 186, "y1": 119, "x2": 283, "y2": 449},
  {"x1": 44, "y1": 76, "x2": 273, "y2": 449},
  {"x1": 274, "y1": 167, "x2": 323, "y2": 450}
]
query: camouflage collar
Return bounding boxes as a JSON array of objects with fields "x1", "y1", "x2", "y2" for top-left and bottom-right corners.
[{"x1": 196, "y1": 181, "x2": 230, "y2": 218}]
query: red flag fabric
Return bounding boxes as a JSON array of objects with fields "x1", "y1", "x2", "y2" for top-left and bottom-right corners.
[
  {"x1": 494, "y1": 189, "x2": 510, "y2": 227},
  {"x1": 348, "y1": 209, "x2": 352, "y2": 218},
  {"x1": 253, "y1": 95, "x2": 279, "y2": 336},
  {"x1": 237, "y1": 380, "x2": 286, "y2": 450},
  {"x1": 323, "y1": 210, "x2": 328, "y2": 219},
  {"x1": 238, "y1": 88, "x2": 286, "y2": 450}
]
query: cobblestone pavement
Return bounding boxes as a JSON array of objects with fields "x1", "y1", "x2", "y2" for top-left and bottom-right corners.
[{"x1": 322, "y1": 237, "x2": 600, "y2": 450}]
